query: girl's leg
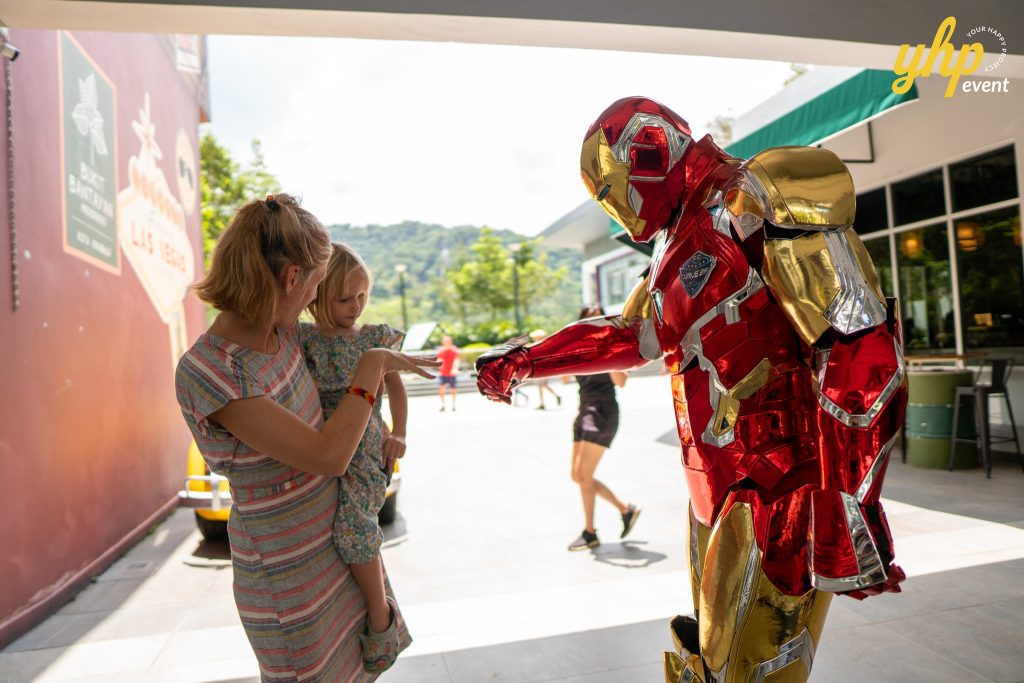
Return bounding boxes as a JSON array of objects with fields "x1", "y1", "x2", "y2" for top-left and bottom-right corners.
[
  {"x1": 574, "y1": 440, "x2": 629, "y2": 531},
  {"x1": 569, "y1": 440, "x2": 592, "y2": 529},
  {"x1": 350, "y1": 554, "x2": 391, "y2": 633}
]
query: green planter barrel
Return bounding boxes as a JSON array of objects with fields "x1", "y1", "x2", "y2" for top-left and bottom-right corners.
[{"x1": 906, "y1": 370, "x2": 978, "y2": 469}]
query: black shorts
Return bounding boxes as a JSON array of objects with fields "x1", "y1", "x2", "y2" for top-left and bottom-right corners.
[
  {"x1": 439, "y1": 375, "x2": 457, "y2": 388},
  {"x1": 573, "y1": 401, "x2": 619, "y2": 448}
]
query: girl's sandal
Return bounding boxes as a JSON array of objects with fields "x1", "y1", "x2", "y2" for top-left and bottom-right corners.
[{"x1": 358, "y1": 597, "x2": 400, "y2": 673}]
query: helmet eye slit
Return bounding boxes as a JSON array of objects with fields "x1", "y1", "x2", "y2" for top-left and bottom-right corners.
[{"x1": 598, "y1": 184, "x2": 612, "y2": 200}]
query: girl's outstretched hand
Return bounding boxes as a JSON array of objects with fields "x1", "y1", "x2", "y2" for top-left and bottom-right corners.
[{"x1": 378, "y1": 349, "x2": 440, "y2": 379}]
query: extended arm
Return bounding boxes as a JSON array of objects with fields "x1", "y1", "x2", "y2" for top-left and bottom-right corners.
[
  {"x1": 212, "y1": 350, "x2": 435, "y2": 476},
  {"x1": 476, "y1": 276, "x2": 660, "y2": 402}
]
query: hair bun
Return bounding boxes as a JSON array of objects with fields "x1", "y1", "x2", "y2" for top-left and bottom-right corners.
[{"x1": 265, "y1": 194, "x2": 280, "y2": 211}]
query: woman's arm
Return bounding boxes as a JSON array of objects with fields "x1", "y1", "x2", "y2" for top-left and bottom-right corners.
[
  {"x1": 211, "y1": 350, "x2": 435, "y2": 476},
  {"x1": 611, "y1": 371, "x2": 628, "y2": 388}
]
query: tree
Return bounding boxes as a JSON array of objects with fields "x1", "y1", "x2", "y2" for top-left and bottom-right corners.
[
  {"x1": 512, "y1": 240, "x2": 568, "y2": 321},
  {"x1": 199, "y1": 133, "x2": 281, "y2": 266},
  {"x1": 785, "y1": 63, "x2": 809, "y2": 86},
  {"x1": 447, "y1": 229, "x2": 513, "y2": 322},
  {"x1": 443, "y1": 229, "x2": 569, "y2": 340},
  {"x1": 706, "y1": 114, "x2": 734, "y2": 145}
]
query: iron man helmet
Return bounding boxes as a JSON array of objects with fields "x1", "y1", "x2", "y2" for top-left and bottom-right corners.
[{"x1": 580, "y1": 97, "x2": 692, "y2": 243}]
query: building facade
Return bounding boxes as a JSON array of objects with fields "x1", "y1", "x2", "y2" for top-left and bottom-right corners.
[{"x1": 0, "y1": 29, "x2": 208, "y2": 646}]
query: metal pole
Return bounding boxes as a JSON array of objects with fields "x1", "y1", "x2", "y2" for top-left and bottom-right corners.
[
  {"x1": 512, "y1": 254, "x2": 521, "y2": 333},
  {"x1": 398, "y1": 270, "x2": 408, "y2": 332}
]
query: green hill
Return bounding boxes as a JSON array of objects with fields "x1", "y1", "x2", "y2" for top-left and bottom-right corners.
[{"x1": 326, "y1": 221, "x2": 583, "y2": 343}]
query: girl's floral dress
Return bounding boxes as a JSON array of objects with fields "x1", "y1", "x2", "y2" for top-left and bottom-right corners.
[{"x1": 300, "y1": 323, "x2": 404, "y2": 563}]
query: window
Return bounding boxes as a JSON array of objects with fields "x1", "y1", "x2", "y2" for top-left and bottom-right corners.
[
  {"x1": 854, "y1": 188, "x2": 888, "y2": 235},
  {"x1": 955, "y1": 207, "x2": 1024, "y2": 351},
  {"x1": 823, "y1": 146, "x2": 1021, "y2": 360},
  {"x1": 950, "y1": 146, "x2": 1018, "y2": 213},
  {"x1": 892, "y1": 169, "x2": 945, "y2": 226},
  {"x1": 597, "y1": 252, "x2": 648, "y2": 311},
  {"x1": 897, "y1": 224, "x2": 954, "y2": 354},
  {"x1": 863, "y1": 236, "x2": 894, "y2": 297}
]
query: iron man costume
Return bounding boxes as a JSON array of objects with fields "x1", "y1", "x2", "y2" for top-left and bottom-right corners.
[{"x1": 477, "y1": 97, "x2": 906, "y2": 683}]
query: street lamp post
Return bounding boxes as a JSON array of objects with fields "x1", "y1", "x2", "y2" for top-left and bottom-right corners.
[
  {"x1": 394, "y1": 263, "x2": 408, "y2": 332},
  {"x1": 508, "y1": 243, "x2": 522, "y2": 334}
]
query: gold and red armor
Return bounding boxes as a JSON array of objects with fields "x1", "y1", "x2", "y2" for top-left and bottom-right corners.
[{"x1": 476, "y1": 97, "x2": 906, "y2": 683}]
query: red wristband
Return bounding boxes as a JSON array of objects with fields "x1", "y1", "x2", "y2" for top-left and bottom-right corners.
[{"x1": 346, "y1": 385, "x2": 375, "y2": 407}]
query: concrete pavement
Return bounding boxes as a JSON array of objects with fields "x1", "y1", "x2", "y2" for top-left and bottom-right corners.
[{"x1": 3, "y1": 374, "x2": 1024, "y2": 682}]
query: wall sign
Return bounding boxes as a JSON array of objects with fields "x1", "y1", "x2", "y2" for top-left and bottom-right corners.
[
  {"x1": 117, "y1": 93, "x2": 195, "y2": 365},
  {"x1": 59, "y1": 31, "x2": 120, "y2": 273}
]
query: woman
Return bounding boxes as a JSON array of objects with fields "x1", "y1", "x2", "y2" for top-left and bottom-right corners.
[
  {"x1": 567, "y1": 305, "x2": 640, "y2": 551},
  {"x1": 175, "y1": 194, "x2": 438, "y2": 681}
]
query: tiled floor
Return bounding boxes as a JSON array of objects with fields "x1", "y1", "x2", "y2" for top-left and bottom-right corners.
[{"x1": 3, "y1": 375, "x2": 1023, "y2": 682}]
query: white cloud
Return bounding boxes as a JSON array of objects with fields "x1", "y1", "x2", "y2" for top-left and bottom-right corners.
[{"x1": 208, "y1": 36, "x2": 794, "y2": 235}]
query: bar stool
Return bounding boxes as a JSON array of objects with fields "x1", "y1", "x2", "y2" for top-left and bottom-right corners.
[{"x1": 949, "y1": 358, "x2": 1023, "y2": 478}]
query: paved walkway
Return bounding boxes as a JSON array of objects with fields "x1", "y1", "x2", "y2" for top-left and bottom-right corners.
[{"x1": 2, "y1": 375, "x2": 1023, "y2": 682}]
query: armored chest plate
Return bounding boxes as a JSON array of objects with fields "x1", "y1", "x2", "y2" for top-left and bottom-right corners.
[{"x1": 678, "y1": 250, "x2": 717, "y2": 297}]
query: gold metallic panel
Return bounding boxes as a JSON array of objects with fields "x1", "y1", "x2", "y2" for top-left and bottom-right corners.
[
  {"x1": 581, "y1": 129, "x2": 645, "y2": 238},
  {"x1": 762, "y1": 659, "x2": 813, "y2": 683},
  {"x1": 664, "y1": 651, "x2": 705, "y2": 683},
  {"x1": 688, "y1": 505, "x2": 712, "y2": 614},
  {"x1": 734, "y1": 579, "x2": 830, "y2": 683},
  {"x1": 622, "y1": 274, "x2": 654, "y2": 320},
  {"x1": 699, "y1": 503, "x2": 760, "y2": 674},
  {"x1": 710, "y1": 394, "x2": 741, "y2": 438},
  {"x1": 698, "y1": 501, "x2": 832, "y2": 682},
  {"x1": 745, "y1": 147, "x2": 855, "y2": 229},
  {"x1": 731, "y1": 358, "x2": 776, "y2": 400},
  {"x1": 725, "y1": 187, "x2": 765, "y2": 221},
  {"x1": 762, "y1": 231, "x2": 885, "y2": 346},
  {"x1": 709, "y1": 359, "x2": 777, "y2": 437}
]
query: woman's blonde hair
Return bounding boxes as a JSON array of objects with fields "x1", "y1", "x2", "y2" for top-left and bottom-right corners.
[
  {"x1": 306, "y1": 242, "x2": 372, "y2": 328},
  {"x1": 195, "y1": 193, "x2": 331, "y2": 327}
]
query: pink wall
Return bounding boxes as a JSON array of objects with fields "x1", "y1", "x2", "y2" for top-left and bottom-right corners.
[{"x1": 0, "y1": 29, "x2": 206, "y2": 645}]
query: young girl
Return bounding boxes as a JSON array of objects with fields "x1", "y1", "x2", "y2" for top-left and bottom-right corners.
[{"x1": 300, "y1": 242, "x2": 409, "y2": 673}]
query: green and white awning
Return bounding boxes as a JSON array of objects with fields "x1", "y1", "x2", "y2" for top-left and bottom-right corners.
[{"x1": 726, "y1": 69, "x2": 918, "y2": 159}]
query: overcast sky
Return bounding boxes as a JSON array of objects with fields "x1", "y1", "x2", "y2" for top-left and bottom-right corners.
[{"x1": 207, "y1": 36, "x2": 795, "y2": 236}]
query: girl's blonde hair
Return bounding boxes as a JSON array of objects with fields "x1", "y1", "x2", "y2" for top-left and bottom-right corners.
[
  {"x1": 195, "y1": 193, "x2": 331, "y2": 328},
  {"x1": 306, "y1": 242, "x2": 371, "y2": 328}
]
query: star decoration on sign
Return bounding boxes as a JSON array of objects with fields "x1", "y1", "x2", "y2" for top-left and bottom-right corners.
[{"x1": 131, "y1": 93, "x2": 163, "y2": 162}]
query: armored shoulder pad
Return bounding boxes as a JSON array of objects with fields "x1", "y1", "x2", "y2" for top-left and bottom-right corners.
[
  {"x1": 744, "y1": 147, "x2": 856, "y2": 230},
  {"x1": 621, "y1": 274, "x2": 662, "y2": 361},
  {"x1": 621, "y1": 273, "x2": 653, "y2": 321},
  {"x1": 761, "y1": 228, "x2": 887, "y2": 345}
]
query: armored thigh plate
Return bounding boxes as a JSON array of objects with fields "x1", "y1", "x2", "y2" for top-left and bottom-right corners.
[{"x1": 665, "y1": 503, "x2": 831, "y2": 683}]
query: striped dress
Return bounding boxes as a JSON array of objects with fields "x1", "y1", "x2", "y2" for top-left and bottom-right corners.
[{"x1": 175, "y1": 323, "x2": 411, "y2": 682}]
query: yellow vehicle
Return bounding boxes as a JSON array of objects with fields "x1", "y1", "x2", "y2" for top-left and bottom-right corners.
[{"x1": 179, "y1": 440, "x2": 402, "y2": 540}]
